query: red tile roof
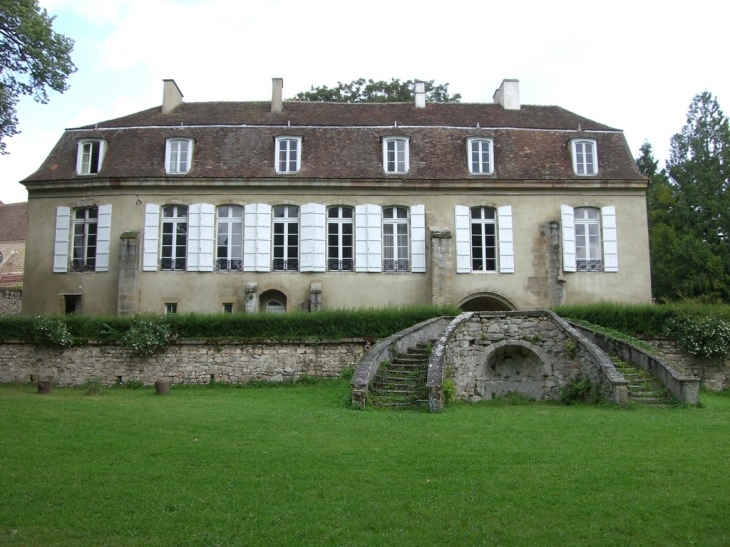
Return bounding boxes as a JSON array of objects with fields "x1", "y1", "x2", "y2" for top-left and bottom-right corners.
[{"x1": 0, "y1": 202, "x2": 27, "y2": 241}]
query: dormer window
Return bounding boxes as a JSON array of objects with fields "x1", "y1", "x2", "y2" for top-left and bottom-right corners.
[
  {"x1": 166, "y1": 138, "x2": 193, "y2": 174},
  {"x1": 466, "y1": 138, "x2": 494, "y2": 174},
  {"x1": 571, "y1": 139, "x2": 598, "y2": 175},
  {"x1": 76, "y1": 139, "x2": 106, "y2": 175},
  {"x1": 383, "y1": 137, "x2": 409, "y2": 174},
  {"x1": 275, "y1": 136, "x2": 302, "y2": 173}
]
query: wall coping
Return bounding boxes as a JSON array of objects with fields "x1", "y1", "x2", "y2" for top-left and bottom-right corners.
[{"x1": 1, "y1": 337, "x2": 366, "y2": 347}]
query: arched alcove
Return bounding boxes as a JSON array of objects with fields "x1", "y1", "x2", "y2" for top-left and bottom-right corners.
[
  {"x1": 260, "y1": 289, "x2": 287, "y2": 313},
  {"x1": 458, "y1": 292, "x2": 516, "y2": 312},
  {"x1": 478, "y1": 341, "x2": 553, "y2": 400}
]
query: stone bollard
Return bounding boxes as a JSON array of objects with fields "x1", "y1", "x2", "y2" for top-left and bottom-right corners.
[
  {"x1": 155, "y1": 380, "x2": 171, "y2": 395},
  {"x1": 37, "y1": 381, "x2": 52, "y2": 395}
]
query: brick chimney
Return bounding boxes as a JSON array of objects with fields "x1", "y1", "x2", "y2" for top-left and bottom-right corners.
[
  {"x1": 162, "y1": 79, "x2": 183, "y2": 114},
  {"x1": 493, "y1": 79, "x2": 520, "y2": 110},
  {"x1": 271, "y1": 78, "x2": 283, "y2": 113}
]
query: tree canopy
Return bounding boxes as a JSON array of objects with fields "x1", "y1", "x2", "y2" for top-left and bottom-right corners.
[
  {"x1": 0, "y1": 0, "x2": 76, "y2": 153},
  {"x1": 640, "y1": 91, "x2": 730, "y2": 302},
  {"x1": 293, "y1": 78, "x2": 461, "y2": 103}
]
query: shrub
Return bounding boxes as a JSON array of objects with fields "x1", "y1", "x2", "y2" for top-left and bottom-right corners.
[
  {"x1": 83, "y1": 377, "x2": 106, "y2": 395},
  {"x1": 664, "y1": 315, "x2": 730, "y2": 358},
  {"x1": 121, "y1": 320, "x2": 170, "y2": 355},
  {"x1": 33, "y1": 316, "x2": 73, "y2": 347},
  {"x1": 442, "y1": 379, "x2": 457, "y2": 404},
  {"x1": 560, "y1": 375, "x2": 601, "y2": 405}
]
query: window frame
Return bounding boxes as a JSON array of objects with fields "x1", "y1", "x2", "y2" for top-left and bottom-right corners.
[
  {"x1": 570, "y1": 139, "x2": 598, "y2": 176},
  {"x1": 275, "y1": 136, "x2": 302, "y2": 174},
  {"x1": 215, "y1": 205, "x2": 244, "y2": 271},
  {"x1": 327, "y1": 206, "x2": 354, "y2": 272},
  {"x1": 71, "y1": 207, "x2": 98, "y2": 272},
  {"x1": 466, "y1": 138, "x2": 494, "y2": 175},
  {"x1": 272, "y1": 205, "x2": 299, "y2": 271},
  {"x1": 470, "y1": 206, "x2": 498, "y2": 272},
  {"x1": 76, "y1": 139, "x2": 107, "y2": 175},
  {"x1": 382, "y1": 137, "x2": 409, "y2": 174},
  {"x1": 160, "y1": 204, "x2": 188, "y2": 271},
  {"x1": 574, "y1": 207, "x2": 603, "y2": 272},
  {"x1": 165, "y1": 138, "x2": 194, "y2": 174},
  {"x1": 382, "y1": 206, "x2": 409, "y2": 272}
]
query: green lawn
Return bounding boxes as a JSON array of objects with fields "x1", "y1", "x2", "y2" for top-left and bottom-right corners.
[{"x1": 1, "y1": 382, "x2": 729, "y2": 546}]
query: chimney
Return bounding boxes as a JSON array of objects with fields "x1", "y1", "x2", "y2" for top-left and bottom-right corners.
[
  {"x1": 271, "y1": 78, "x2": 283, "y2": 113},
  {"x1": 414, "y1": 81, "x2": 426, "y2": 108},
  {"x1": 162, "y1": 79, "x2": 183, "y2": 114},
  {"x1": 492, "y1": 79, "x2": 520, "y2": 110}
]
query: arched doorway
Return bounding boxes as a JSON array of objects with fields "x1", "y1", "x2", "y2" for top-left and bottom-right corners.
[
  {"x1": 458, "y1": 292, "x2": 516, "y2": 312},
  {"x1": 260, "y1": 289, "x2": 287, "y2": 314}
]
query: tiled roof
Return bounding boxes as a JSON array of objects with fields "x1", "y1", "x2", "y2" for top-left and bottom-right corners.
[
  {"x1": 23, "y1": 101, "x2": 644, "y2": 183},
  {"x1": 0, "y1": 202, "x2": 27, "y2": 241}
]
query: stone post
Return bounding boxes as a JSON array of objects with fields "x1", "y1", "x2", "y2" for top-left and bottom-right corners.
[
  {"x1": 244, "y1": 282, "x2": 259, "y2": 314},
  {"x1": 310, "y1": 281, "x2": 322, "y2": 311},
  {"x1": 549, "y1": 220, "x2": 565, "y2": 306},
  {"x1": 117, "y1": 231, "x2": 140, "y2": 316},
  {"x1": 429, "y1": 227, "x2": 453, "y2": 306}
]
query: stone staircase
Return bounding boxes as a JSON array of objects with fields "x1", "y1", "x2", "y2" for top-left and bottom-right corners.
[
  {"x1": 611, "y1": 357, "x2": 675, "y2": 406},
  {"x1": 370, "y1": 343, "x2": 431, "y2": 409}
]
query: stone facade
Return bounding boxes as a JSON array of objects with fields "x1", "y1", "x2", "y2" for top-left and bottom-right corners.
[
  {"x1": 0, "y1": 288, "x2": 22, "y2": 316},
  {"x1": 444, "y1": 312, "x2": 602, "y2": 401},
  {"x1": 638, "y1": 336, "x2": 729, "y2": 391},
  {"x1": 0, "y1": 339, "x2": 366, "y2": 386}
]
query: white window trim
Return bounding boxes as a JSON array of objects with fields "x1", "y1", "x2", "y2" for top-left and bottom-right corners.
[
  {"x1": 561, "y1": 205, "x2": 618, "y2": 273},
  {"x1": 570, "y1": 139, "x2": 598, "y2": 176},
  {"x1": 382, "y1": 136, "x2": 409, "y2": 174},
  {"x1": 165, "y1": 138, "x2": 194, "y2": 174},
  {"x1": 466, "y1": 137, "x2": 494, "y2": 175},
  {"x1": 275, "y1": 136, "x2": 302, "y2": 174},
  {"x1": 76, "y1": 139, "x2": 107, "y2": 175},
  {"x1": 455, "y1": 205, "x2": 514, "y2": 274}
]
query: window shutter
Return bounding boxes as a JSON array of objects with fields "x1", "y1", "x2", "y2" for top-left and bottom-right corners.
[
  {"x1": 497, "y1": 205, "x2": 514, "y2": 274},
  {"x1": 198, "y1": 203, "x2": 215, "y2": 272},
  {"x1": 601, "y1": 205, "x2": 618, "y2": 272},
  {"x1": 244, "y1": 203, "x2": 271, "y2": 272},
  {"x1": 455, "y1": 205, "x2": 471, "y2": 273},
  {"x1": 561, "y1": 205, "x2": 576, "y2": 273},
  {"x1": 95, "y1": 204, "x2": 112, "y2": 272},
  {"x1": 53, "y1": 206, "x2": 71, "y2": 273},
  {"x1": 300, "y1": 203, "x2": 326, "y2": 272},
  {"x1": 410, "y1": 204, "x2": 426, "y2": 273},
  {"x1": 143, "y1": 203, "x2": 160, "y2": 271},
  {"x1": 355, "y1": 204, "x2": 381, "y2": 272},
  {"x1": 187, "y1": 203, "x2": 201, "y2": 271}
]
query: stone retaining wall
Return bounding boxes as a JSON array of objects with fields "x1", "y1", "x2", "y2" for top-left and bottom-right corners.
[
  {"x1": 0, "y1": 288, "x2": 21, "y2": 316},
  {"x1": 0, "y1": 339, "x2": 366, "y2": 386}
]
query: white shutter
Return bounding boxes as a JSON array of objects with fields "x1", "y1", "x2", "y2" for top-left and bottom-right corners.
[
  {"x1": 187, "y1": 203, "x2": 201, "y2": 271},
  {"x1": 53, "y1": 206, "x2": 71, "y2": 273},
  {"x1": 561, "y1": 205, "x2": 576, "y2": 273},
  {"x1": 199, "y1": 203, "x2": 215, "y2": 272},
  {"x1": 497, "y1": 205, "x2": 514, "y2": 274},
  {"x1": 95, "y1": 204, "x2": 112, "y2": 272},
  {"x1": 455, "y1": 205, "x2": 471, "y2": 273},
  {"x1": 410, "y1": 204, "x2": 426, "y2": 273},
  {"x1": 300, "y1": 203, "x2": 326, "y2": 272},
  {"x1": 143, "y1": 203, "x2": 160, "y2": 271},
  {"x1": 244, "y1": 203, "x2": 271, "y2": 272},
  {"x1": 602, "y1": 205, "x2": 618, "y2": 272},
  {"x1": 355, "y1": 204, "x2": 382, "y2": 272}
]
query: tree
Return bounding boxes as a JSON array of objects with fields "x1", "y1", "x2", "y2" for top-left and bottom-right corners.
[
  {"x1": 293, "y1": 78, "x2": 461, "y2": 103},
  {"x1": 0, "y1": 0, "x2": 76, "y2": 153}
]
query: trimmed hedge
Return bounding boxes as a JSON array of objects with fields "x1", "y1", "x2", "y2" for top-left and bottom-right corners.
[{"x1": 0, "y1": 305, "x2": 460, "y2": 343}]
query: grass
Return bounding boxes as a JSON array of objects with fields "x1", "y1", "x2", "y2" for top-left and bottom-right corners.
[{"x1": 1, "y1": 382, "x2": 730, "y2": 546}]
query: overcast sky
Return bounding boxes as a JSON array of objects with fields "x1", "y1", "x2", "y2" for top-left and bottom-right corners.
[{"x1": 1, "y1": 0, "x2": 728, "y2": 204}]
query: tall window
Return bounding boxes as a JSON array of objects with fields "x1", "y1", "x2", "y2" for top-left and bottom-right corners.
[
  {"x1": 571, "y1": 139, "x2": 597, "y2": 175},
  {"x1": 216, "y1": 206, "x2": 243, "y2": 270},
  {"x1": 383, "y1": 206, "x2": 409, "y2": 272},
  {"x1": 166, "y1": 139, "x2": 193, "y2": 174},
  {"x1": 575, "y1": 207, "x2": 602, "y2": 271},
  {"x1": 383, "y1": 137, "x2": 409, "y2": 173},
  {"x1": 161, "y1": 205, "x2": 188, "y2": 270},
  {"x1": 275, "y1": 137, "x2": 301, "y2": 173},
  {"x1": 471, "y1": 207, "x2": 497, "y2": 271},
  {"x1": 327, "y1": 206, "x2": 354, "y2": 271},
  {"x1": 467, "y1": 138, "x2": 493, "y2": 174},
  {"x1": 72, "y1": 208, "x2": 97, "y2": 271},
  {"x1": 77, "y1": 140, "x2": 106, "y2": 175},
  {"x1": 273, "y1": 205, "x2": 299, "y2": 271}
]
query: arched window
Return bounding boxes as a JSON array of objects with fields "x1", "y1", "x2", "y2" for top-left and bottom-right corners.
[
  {"x1": 574, "y1": 207, "x2": 602, "y2": 271},
  {"x1": 466, "y1": 138, "x2": 494, "y2": 174},
  {"x1": 166, "y1": 138, "x2": 193, "y2": 174},
  {"x1": 266, "y1": 300, "x2": 285, "y2": 314},
  {"x1": 382, "y1": 137, "x2": 409, "y2": 173},
  {"x1": 161, "y1": 205, "x2": 188, "y2": 270},
  {"x1": 571, "y1": 139, "x2": 598, "y2": 175},
  {"x1": 216, "y1": 205, "x2": 244, "y2": 270},
  {"x1": 327, "y1": 206, "x2": 354, "y2": 271},
  {"x1": 383, "y1": 206, "x2": 409, "y2": 272},
  {"x1": 76, "y1": 139, "x2": 107, "y2": 175},
  {"x1": 470, "y1": 206, "x2": 497, "y2": 272},
  {"x1": 273, "y1": 205, "x2": 299, "y2": 271},
  {"x1": 72, "y1": 208, "x2": 98, "y2": 271}
]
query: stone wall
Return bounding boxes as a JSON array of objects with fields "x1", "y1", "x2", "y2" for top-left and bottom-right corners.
[
  {"x1": 444, "y1": 311, "x2": 602, "y2": 402},
  {"x1": 0, "y1": 288, "x2": 22, "y2": 316},
  {"x1": 638, "y1": 336, "x2": 728, "y2": 391},
  {"x1": 0, "y1": 339, "x2": 366, "y2": 386}
]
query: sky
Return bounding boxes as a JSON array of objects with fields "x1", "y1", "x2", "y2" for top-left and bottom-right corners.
[{"x1": 1, "y1": 0, "x2": 728, "y2": 204}]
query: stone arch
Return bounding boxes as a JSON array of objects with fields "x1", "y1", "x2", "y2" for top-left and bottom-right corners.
[
  {"x1": 478, "y1": 341, "x2": 553, "y2": 400},
  {"x1": 259, "y1": 289, "x2": 288, "y2": 313},
  {"x1": 457, "y1": 291, "x2": 517, "y2": 312}
]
